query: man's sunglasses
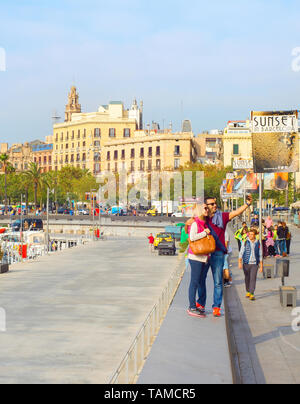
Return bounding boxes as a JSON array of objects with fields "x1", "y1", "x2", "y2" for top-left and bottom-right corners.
[{"x1": 207, "y1": 202, "x2": 217, "y2": 207}]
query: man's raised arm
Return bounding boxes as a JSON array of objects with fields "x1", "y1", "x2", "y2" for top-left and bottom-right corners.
[{"x1": 229, "y1": 195, "x2": 253, "y2": 221}]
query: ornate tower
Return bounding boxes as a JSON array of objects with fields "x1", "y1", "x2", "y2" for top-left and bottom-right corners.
[{"x1": 65, "y1": 86, "x2": 81, "y2": 122}]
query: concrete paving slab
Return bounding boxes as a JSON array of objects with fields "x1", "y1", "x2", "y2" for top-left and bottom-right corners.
[
  {"x1": 225, "y1": 225, "x2": 300, "y2": 384},
  {"x1": 0, "y1": 238, "x2": 179, "y2": 384},
  {"x1": 138, "y1": 264, "x2": 233, "y2": 384}
]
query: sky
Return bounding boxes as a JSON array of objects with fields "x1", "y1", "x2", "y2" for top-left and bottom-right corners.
[{"x1": 1, "y1": 0, "x2": 300, "y2": 143}]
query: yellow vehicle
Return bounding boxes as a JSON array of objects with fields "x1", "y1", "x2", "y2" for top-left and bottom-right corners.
[
  {"x1": 147, "y1": 207, "x2": 158, "y2": 216},
  {"x1": 153, "y1": 232, "x2": 173, "y2": 248}
]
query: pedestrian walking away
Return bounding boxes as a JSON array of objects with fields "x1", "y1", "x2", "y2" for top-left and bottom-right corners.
[
  {"x1": 186, "y1": 204, "x2": 211, "y2": 318},
  {"x1": 203, "y1": 194, "x2": 253, "y2": 317},
  {"x1": 239, "y1": 229, "x2": 263, "y2": 301},
  {"x1": 147, "y1": 233, "x2": 154, "y2": 253}
]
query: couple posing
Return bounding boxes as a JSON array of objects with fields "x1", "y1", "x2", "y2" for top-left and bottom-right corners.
[{"x1": 186, "y1": 196, "x2": 252, "y2": 318}]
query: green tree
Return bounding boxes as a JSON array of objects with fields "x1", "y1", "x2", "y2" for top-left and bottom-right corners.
[{"x1": 23, "y1": 162, "x2": 44, "y2": 209}]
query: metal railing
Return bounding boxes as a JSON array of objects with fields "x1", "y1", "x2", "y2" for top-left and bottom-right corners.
[{"x1": 108, "y1": 254, "x2": 185, "y2": 384}]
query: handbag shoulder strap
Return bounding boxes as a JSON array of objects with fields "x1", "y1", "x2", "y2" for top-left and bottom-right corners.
[{"x1": 206, "y1": 220, "x2": 227, "y2": 254}]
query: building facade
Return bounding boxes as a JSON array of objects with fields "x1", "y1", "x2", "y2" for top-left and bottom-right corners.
[
  {"x1": 52, "y1": 87, "x2": 143, "y2": 175},
  {"x1": 194, "y1": 130, "x2": 224, "y2": 165},
  {"x1": 223, "y1": 120, "x2": 252, "y2": 167},
  {"x1": 32, "y1": 143, "x2": 53, "y2": 173},
  {"x1": 102, "y1": 129, "x2": 198, "y2": 183}
]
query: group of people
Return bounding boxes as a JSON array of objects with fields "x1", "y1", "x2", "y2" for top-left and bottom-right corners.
[
  {"x1": 185, "y1": 195, "x2": 253, "y2": 318},
  {"x1": 235, "y1": 216, "x2": 292, "y2": 259}
]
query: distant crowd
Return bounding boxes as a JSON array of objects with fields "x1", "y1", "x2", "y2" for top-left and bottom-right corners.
[{"x1": 234, "y1": 215, "x2": 291, "y2": 258}]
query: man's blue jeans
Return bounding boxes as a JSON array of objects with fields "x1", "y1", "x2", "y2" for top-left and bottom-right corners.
[
  {"x1": 279, "y1": 240, "x2": 287, "y2": 255},
  {"x1": 198, "y1": 251, "x2": 225, "y2": 309}
]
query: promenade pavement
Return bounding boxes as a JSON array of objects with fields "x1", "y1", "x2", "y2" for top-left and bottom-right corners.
[
  {"x1": 138, "y1": 264, "x2": 233, "y2": 384},
  {"x1": 0, "y1": 238, "x2": 179, "y2": 384},
  {"x1": 226, "y1": 225, "x2": 300, "y2": 384}
]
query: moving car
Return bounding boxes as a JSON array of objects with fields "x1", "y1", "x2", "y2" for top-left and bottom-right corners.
[
  {"x1": 157, "y1": 239, "x2": 176, "y2": 256},
  {"x1": 153, "y1": 233, "x2": 173, "y2": 249}
]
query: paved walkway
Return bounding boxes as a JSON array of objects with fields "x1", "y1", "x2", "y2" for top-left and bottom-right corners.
[
  {"x1": 226, "y1": 225, "x2": 300, "y2": 384},
  {"x1": 138, "y1": 263, "x2": 233, "y2": 384},
  {"x1": 0, "y1": 238, "x2": 179, "y2": 384}
]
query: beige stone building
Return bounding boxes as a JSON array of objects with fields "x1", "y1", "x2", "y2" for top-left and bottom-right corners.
[
  {"x1": 52, "y1": 87, "x2": 143, "y2": 175},
  {"x1": 102, "y1": 129, "x2": 198, "y2": 180},
  {"x1": 223, "y1": 120, "x2": 252, "y2": 167},
  {"x1": 194, "y1": 131, "x2": 224, "y2": 165}
]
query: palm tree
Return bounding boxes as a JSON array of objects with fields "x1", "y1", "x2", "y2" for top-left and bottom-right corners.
[
  {"x1": 23, "y1": 162, "x2": 44, "y2": 210},
  {"x1": 0, "y1": 153, "x2": 13, "y2": 214}
]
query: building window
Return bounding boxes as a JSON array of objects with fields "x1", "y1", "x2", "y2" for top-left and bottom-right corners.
[
  {"x1": 82, "y1": 153, "x2": 86, "y2": 162},
  {"x1": 94, "y1": 163, "x2": 101, "y2": 173},
  {"x1": 94, "y1": 141, "x2": 100, "y2": 147},
  {"x1": 148, "y1": 160, "x2": 152, "y2": 171},
  {"x1": 94, "y1": 128, "x2": 101, "y2": 138},
  {"x1": 107, "y1": 163, "x2": 110, "y2": 171},
  {"x1": 94, "y1": 152, "x2": 101, "y2": 162},
  {"x1": 140, "y1": 160, "x2": 145, "y2": 171},
  {"x1": 76, "y1": 154, "x2": 80, "y2": 162},
  {"x1": 156, "y1": 146, "x2": 160, "y2": 156},
  {"x1": 131, "y1": 148, "x2": 135, "y2": 158},
  {"x1": 130, "y1": 161, "x2": 134, "y2": 172},
  {"x1": 114, "y1": 150, "x2": 118, "y2": 160},
  {"x1": 121, "y1": 150, "x2": 125, "y2": 160},
  {"x1": 122, "y1": 161, "x2": 126, "y2": 170},
  {"x1": 140, "y1": 148, "x2": 144, "y2": 158},
  {"x1": 70, "y1": 154, "x2": 74, "y2": 163},
  {"x1": 60, "y1": 133, "x2": 64, "y2": 141},
  {"x1": 114, "y1": 162, "x2": 118, "y2": 172},
  {"x1": 124, "y1": 128, "x2": 131, "y2": 138},
  {"x1": 66, "y1": 132, "x2": 69, "y2": 140},
  {"x1": 66, "y1": 143, "x2": 69, "y2": 149},
  {"x1": 77, "y1": 130, "x2": 80, "y2": 139},
  {"x1": 83, "y1": 141, "x2": 86, "y2": 147},
  {"x1": 72, "y1": 131, "x2": 75, "y2": 139},
  {"x1": 48, "y1": 156, "x2": 51, "y2": 163},
  {"x1": 233, "y1": 144, "x2": 239, "y2": 155},
  {"x1": 174, "y1": 159, "x2": 180, "y2": 169},
  {"x1": 148, "y1": 147, "x2": 152, "y2": 157},
  {"x1": 174, "y1": 145, "x2": 180, "y2": 156},
  {"x1": 156, "y1": 159, "x2": 161, "y2": 170},
  {"x1": 109, "y1": 128, "x2": 116, "y2": 138},
  {"x1": 44, "y1": 156, "x2": 47, "y2": 164},
  {"x1": 83, "y1": 129, "x2": 86, "y2": 138},
  {"x1": 65, "y1": 155, "x2": 69, "y2": 163},
  {"x1": 55, "y1": 133, "x2": 58, "y2": 141},
  {"x1": 107, "y1": 151, "x2": 111, "y2": 161}
]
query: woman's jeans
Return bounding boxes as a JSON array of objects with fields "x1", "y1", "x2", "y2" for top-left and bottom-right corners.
[{"x1": 188, "y1": 259, "x2": 209, "y2": 309}]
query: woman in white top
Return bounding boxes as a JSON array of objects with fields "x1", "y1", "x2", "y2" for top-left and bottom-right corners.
[{"x1": 186, "y1": 204, "x2": 211, "y2": 318}]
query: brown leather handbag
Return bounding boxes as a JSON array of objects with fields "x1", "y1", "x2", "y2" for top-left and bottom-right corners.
[
  {"x1": 188, "y1": 219, "x2": 216, "y2": 255},
  {"x1": 189, "y1": 234, "x2": 216, "y2": 255}
]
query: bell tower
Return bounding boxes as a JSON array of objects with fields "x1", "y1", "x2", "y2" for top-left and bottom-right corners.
[{"x1": 65, "y1": 86, "x2": 81, "y2": 122}]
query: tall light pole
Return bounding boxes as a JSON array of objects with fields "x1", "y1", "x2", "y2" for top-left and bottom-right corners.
[
  {"x1": 91, "y1": 189, "x2": 96, "y2": 241},
  {"x1": 46, "y1": 187, "x2": 49, "y2": 253}
]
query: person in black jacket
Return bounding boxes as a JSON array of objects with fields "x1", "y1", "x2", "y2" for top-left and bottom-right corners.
[{"x1": 277, "y1": 222, "x2": 288, "y2": 257}]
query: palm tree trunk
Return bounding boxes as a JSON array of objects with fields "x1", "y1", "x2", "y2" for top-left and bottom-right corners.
[
  {"x1": 4, "y1": 170, "x2": 7, "y2": 215},
  {"x1": 34, "y1": 183, "x2": 38, "y2": 210}
]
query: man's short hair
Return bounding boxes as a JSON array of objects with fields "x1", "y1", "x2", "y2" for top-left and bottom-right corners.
[
  {"x1": 205, "y1": 196, "x2": 216, "y2": 204},
  {"x1": 249, "y1": 228, "x2": 258, "y2": 236}
]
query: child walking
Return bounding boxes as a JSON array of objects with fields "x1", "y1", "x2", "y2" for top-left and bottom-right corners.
[{"x1": 239, "y1": 229, "x2": 263, "y2": 301}]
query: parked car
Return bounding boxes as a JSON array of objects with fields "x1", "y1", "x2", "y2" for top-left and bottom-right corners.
[
  {"x1": 272, "y1": 207, "x2": 290, "y2": 215},
  {"x1": 10, "y1": 218, "x2": 43, "y2": 232},
  {"x1": 57, "y1": 207, "x2": 74, "y2": 215}
]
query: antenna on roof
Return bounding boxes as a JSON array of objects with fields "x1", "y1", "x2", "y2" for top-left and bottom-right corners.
[{"x1": 52, "y1": 110, "x2": 61, "y2": 124}]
